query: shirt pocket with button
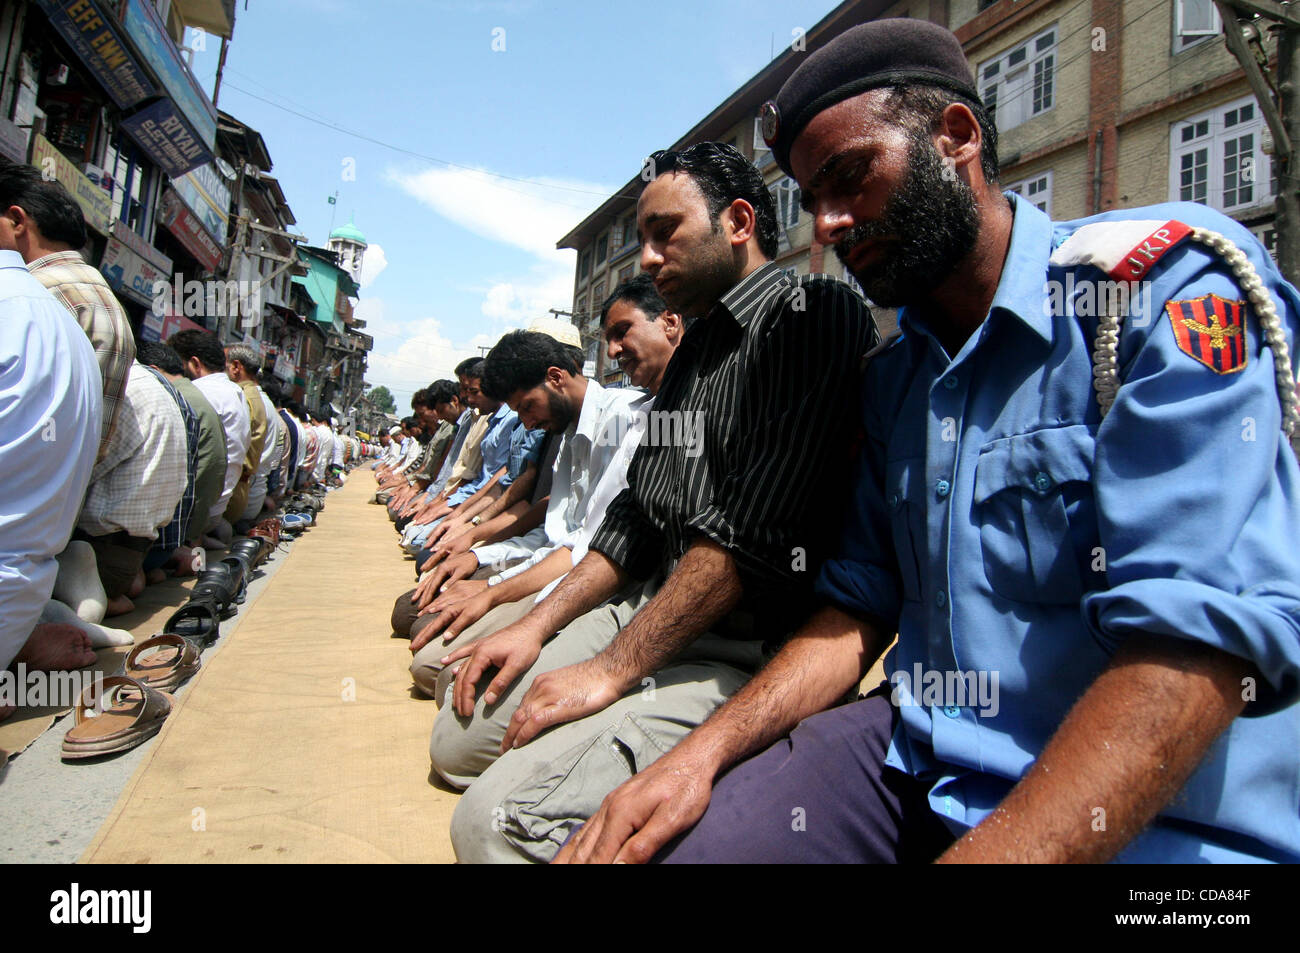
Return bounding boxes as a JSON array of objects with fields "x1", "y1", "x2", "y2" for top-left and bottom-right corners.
[
  {"x1": 973, "y1": 424, "x2": 1102, "y2": 605},
  {"x1": 886, "y1": 456, "x2": 927, "y2": 603}
]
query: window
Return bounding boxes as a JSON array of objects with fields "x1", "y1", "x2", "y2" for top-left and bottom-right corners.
[
  {"x1": 578, "y1": 249, "x2": 590, "y2": 282},
  {"x1": 1007, "y1": 171, "x2": 1052, "y2": 216},
  {"x1": 769, "y1": 176, "x2": 801, "y2": 229},
  {"x1": 1174, "y1": 0, "x2": 1221, "y2": 53},
  {"x1": 103, "y1": 136, "x2": 152, "y2": 235},
  {"x1": 1170, "y1": 97, "x2": 1273, "y2": 213},
  {"x1": 978, "y1": 25, "x2": 1057, "y2": 133},
  {"x1": 619, "y1": 214, "x2": 637, "y2": 249},
  {"x1": 617, "y1": 263, "x2": 634, "y2": 285},
  {"x1": 595, "y1": 231, "x2": 608, "y2": 264}
]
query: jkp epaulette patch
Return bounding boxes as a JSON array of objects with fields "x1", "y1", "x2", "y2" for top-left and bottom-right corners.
[{"x1": 1165, "y1": 293, "x2": 1248, "y2": 374}]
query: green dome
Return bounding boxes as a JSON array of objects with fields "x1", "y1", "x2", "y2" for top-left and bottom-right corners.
[{"x1": 330, "y1": 220, "x2": 367, "y2": 245}]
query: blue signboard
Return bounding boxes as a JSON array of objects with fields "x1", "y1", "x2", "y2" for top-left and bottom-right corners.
[
  {"x1": 119, "y1": 0, "x2": 217, "y2": 152},
  {"x1": 36, "y1": 0, "x2": 156, "y2": 109},
  {"x1": 120, "y1": 98, "x2": 213, "y2": 177}
]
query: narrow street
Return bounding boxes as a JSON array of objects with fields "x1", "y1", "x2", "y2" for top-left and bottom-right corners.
[{"x1": 3, "y1": 472, "x2": 459, "y2": 864}]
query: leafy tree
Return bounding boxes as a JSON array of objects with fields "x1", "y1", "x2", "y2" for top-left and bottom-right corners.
[{"x1": 365, "y1": 385, "x2": 396, "y2": 414}]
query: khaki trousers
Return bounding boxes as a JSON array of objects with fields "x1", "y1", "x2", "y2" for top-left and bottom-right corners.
[{"x1": 436, "y1": 583, "x2": 765, "y2": 863}]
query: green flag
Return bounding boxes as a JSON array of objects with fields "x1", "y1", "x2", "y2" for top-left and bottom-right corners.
[{"x1": 327, "y1": 196, "x2": 336, "y2": 204}]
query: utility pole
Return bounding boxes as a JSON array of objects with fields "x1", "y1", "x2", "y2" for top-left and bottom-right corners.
[
  {"x1": 1278, "y1": 18, "x2": 1300, "y2": 284},
  {"x1": 1215, "y1": 1, "x2": 1300, "y2": 284}
]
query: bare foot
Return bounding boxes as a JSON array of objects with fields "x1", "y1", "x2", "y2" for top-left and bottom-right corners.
[
  {"x1": 0, "y1": 704, "x2": 15, "y2": 723},
  {"x1": 105, "y1": 594, "x2": 135, "y2": 617},
  {"x1": 169, "y1": 545, "x2": 200, "y2": 577},
  {"x1": 127, "y1": 570, "x2": 146, "y2": 598},
  {"x1": 145, "y1": 568, "x2": 167, "y2": 585},
  {"x1": 15, "y1": 623, "x2": 96, "y2": 671}
]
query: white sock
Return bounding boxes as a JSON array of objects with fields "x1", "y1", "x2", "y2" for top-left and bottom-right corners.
[
  {"x1": 53, "y1": 541, "x2": 107, "y2": 624},
  {"x1": 40, "y1": 599, "x2": 134, "y2": 648}
]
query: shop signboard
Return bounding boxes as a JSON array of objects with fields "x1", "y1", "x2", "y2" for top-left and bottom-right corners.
[
  {"x1": 172, "y1": 163, "x2": 230, "y2": 245},
  {"x1": 29, "y1": 133, "x2": 113, "y2": 235},
  {"x1": 159, "y1": 187, "x2": 222, "y2": 271},
  {"x1": 35, "y1": 0, "x2": 156, "y2": 109},
  {"x1": 119, "y1": 99, "x2": 211, "y2": 178},
  {"x1": 140, "y1": 308, "x2": 204, "y2": 343},
  {"x1": 100, "y1": 234, "x2": 167, "y2": 306},
  {"x1": 119, "y1": 0, "x2": 217, "y2": 150}
]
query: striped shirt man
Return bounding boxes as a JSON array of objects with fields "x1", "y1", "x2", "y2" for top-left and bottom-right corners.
[
  {"x1": 27, "y1": 249, "x2": 134, "y2": 460},
  {"x1": 590, "y1": 262, "x2": 878, "y2": 638}
]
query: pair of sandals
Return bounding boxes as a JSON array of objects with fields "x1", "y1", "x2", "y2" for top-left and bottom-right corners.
[{"x1": 61, "y1": 633, "x2": 202, "y2": 760}]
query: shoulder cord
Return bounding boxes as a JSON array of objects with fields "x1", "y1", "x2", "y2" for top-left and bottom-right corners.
[{"x1": 1093, "y1": 227, "x2": 1300, "y2": 436}]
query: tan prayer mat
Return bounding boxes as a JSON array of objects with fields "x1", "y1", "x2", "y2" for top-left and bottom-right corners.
[{"x1": 81, "y1": 473, "x2": 460, "y2": 863}]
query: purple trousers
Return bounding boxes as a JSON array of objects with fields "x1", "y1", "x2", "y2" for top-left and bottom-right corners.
[{"x1": 656, "y1": 686, "x2": 956, "y2": 863}]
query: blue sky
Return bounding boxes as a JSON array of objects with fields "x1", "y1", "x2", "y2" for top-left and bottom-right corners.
[{"x1": 188, "y1": 0, "x2": 839, "y2": 409}]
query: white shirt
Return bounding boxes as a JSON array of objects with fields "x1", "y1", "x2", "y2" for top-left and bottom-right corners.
[
  {"x1": 0, "y1": 249, "x2": 101, "y2": 668},
  {"x1": 313, "y1": 424, "x2": 334, "y2": 479},
  {"x1": 473, "y1": 382, "x2": 643, "y2": 584},
  {"x1": 332, "y1": 430, "x2": 346, "y2": 466},
  {"x1": 393, "y1": 434, "x2": 422, "y2": 474},
  {"x1": 192, "y1": 371, "x2": 250, "y2": 517},
  {"x1": 252, "y1": 390, "x2": 281, "y2": 486},
  {"x1": 78, "y1": 362, "x2": 188, "y2": 539},
  {"x1": 532, "y1": 393, "x2": 655, "y2": 602}
]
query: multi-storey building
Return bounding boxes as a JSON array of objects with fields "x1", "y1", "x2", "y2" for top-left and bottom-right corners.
[
  {"x1": 557, "y1": 0, "x2": 1288, "y2": 383},
  {"x1": 0, "y1": 0, "x2": 236, "y2": 331}
]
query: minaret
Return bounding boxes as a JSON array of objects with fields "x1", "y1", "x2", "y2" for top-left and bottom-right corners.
[{"x1": 327, "y1": 217, "x2": 368, "y2": 284}]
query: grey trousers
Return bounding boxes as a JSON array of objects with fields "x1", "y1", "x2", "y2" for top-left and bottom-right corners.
[
  {"x1": 390, "y1": 566, "x2": 494, "y2": 639},
  {"x1": 437, "y1": 585, "x2": 765, "y2": 863},
  {"x1": 410, "y1": 594, "x2": 537, "y2": 697}
]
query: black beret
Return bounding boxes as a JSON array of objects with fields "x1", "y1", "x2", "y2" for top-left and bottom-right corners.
[{"x1": 763, "y1": 18, "x2": 980, "y2": 176}]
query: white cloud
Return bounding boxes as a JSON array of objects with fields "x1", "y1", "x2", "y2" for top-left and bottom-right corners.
[
  {"x1": 358, "y1": 242, "x2": 388, "y2": 289},
  {"x1": 365, "y1": 163, "x2": 607, "y2": 403},
  {"x1": 359, "y1": 296, "x2": 511, "y2": 410},
  {"x1": 480, "y1": 262, "x2": 576, "y2": 326},
  {"x1": 386, "y1": 165, "x2": 608, "y2": 263}
]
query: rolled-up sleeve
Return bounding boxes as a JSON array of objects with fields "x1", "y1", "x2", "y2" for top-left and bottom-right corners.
[{"x1": 1083, "y1": 241, "x2": 1300, "y2": 714}]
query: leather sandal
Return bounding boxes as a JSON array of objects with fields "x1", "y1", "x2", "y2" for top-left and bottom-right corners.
[
  {"x1": 61, "y1": 676, "x2": 173, "y2": 761},
  {"x1": 192, "y1": 565, "x2": 239, "y2": 609},
  {"x1": 117, "y1": 633, "x2": 201, "y2": 692},
  {"x1": 163, "y1": 599, "x2": 221, "y2": 644}
]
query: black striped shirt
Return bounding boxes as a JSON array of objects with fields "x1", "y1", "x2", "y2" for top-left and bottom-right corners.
[{"x1": 590, "y1": 262, "x2": 878, "y2": 635}]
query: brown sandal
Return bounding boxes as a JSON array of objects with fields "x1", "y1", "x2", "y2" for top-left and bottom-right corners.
[
  {"x1": 61, "y1": 676, "x2": 173, "y2": 761},
  {"x1": 117, "y1": 634, "x2": 201, "y2": 692}
]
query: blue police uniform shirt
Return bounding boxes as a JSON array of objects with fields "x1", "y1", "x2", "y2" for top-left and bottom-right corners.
[{"x1": 815, "y1": 194, "x2": 1300, "y2": 862}]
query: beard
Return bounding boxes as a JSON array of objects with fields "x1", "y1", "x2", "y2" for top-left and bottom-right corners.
[
  {"x1": 545, "y1": 387, "x2": 576, "y2": 434},
  {"x1": 834, "y1": 132, "x2": 981, "y2": 308}
]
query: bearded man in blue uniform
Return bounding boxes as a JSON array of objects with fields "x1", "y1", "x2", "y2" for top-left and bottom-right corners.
[{"x1": 555, "y1": 18, "x2": 1300, "y2": 864}]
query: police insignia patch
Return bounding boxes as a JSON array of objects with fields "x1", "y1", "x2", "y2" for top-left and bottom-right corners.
[{"x1": 1165, "y1": 293, "x2": 1248, "y2": 374}]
